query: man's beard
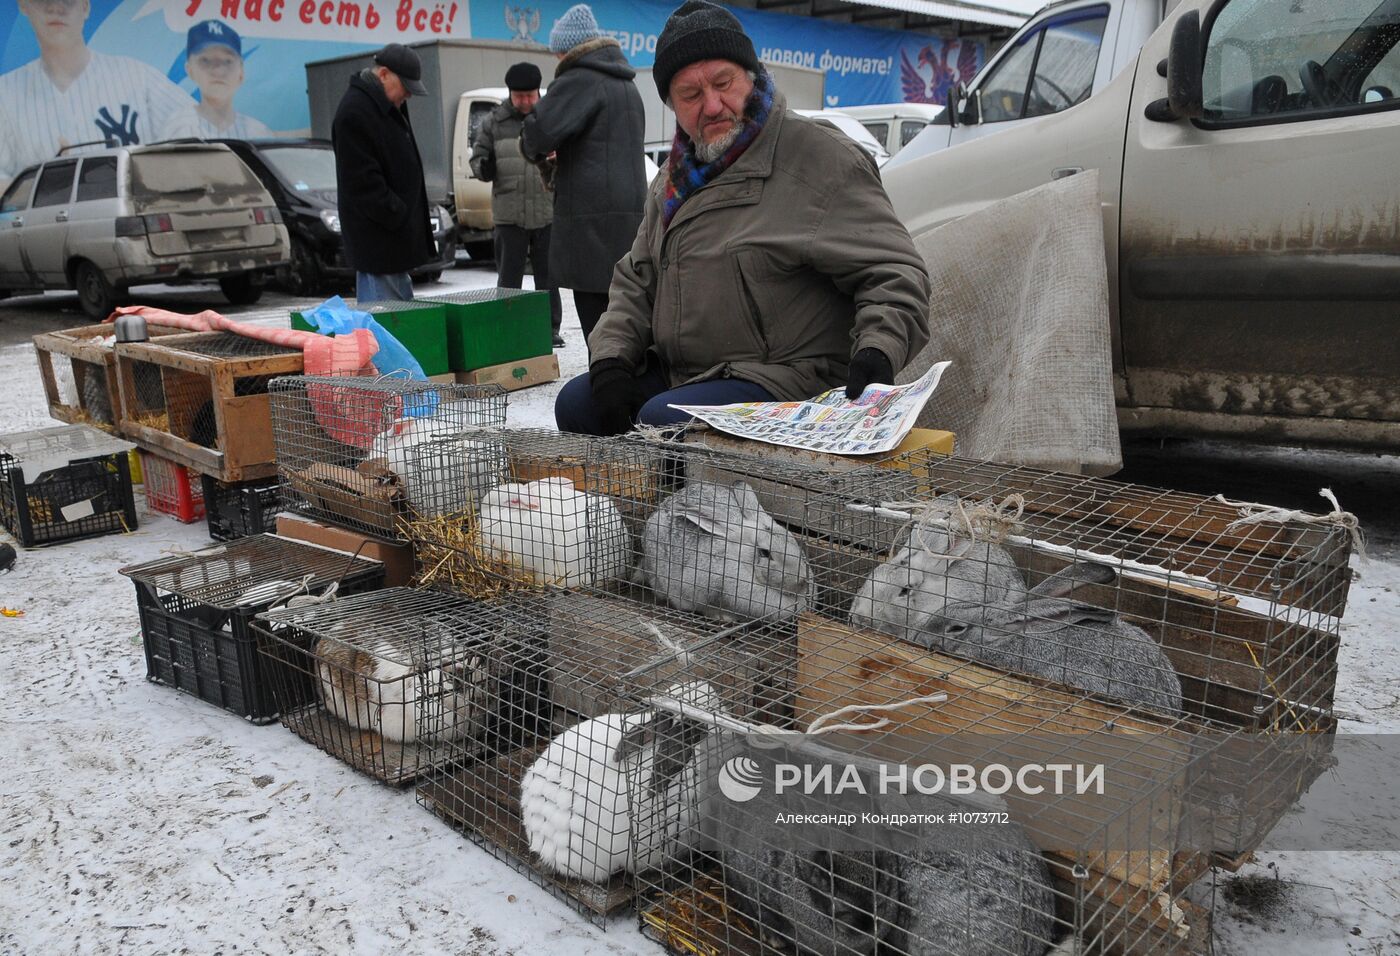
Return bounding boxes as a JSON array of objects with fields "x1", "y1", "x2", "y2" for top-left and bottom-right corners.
[{"x1": 694, "y1": 117, "x2": 743, "y2": 163}]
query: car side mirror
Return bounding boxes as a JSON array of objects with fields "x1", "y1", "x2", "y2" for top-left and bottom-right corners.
[
  {"x1": 1145, "y1": 10, "x2": 1205, "y2": 122},
  {"x1": 947, "y1": 81, "x2": 967, "y2": 128}
]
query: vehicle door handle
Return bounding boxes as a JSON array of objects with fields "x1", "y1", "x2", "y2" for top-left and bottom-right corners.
[
  {"x1": 1051, "y1": 166, "x2": 1083, "y2": 180},
  {"x1": 55, "y1": 210, "x2": 69, "y2": 222}
]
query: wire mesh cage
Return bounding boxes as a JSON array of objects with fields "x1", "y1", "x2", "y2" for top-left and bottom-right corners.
[
  {"x1": 268, "y1": 375, "x2": 509, "y2": 541},
  {"x1": 254, "y1": 587, "x2": 509, "y2": 785},
  {"x1": 119, "y1": 534, "x2": 386, "y2": 721},
  {"x1": 396, "y1": 430, "x2": 1351, "y2": 954},
  {"x1": 114, "y1": 331, "x2": 305, "y2": 482},
  {"x1": 0, "y1": 424, "x2": 137, "y2": 547}
]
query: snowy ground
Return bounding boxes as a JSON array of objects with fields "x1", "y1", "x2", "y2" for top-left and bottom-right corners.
[{"x1": 1, "y1": 267, "x2": 1397, "y2": 955}]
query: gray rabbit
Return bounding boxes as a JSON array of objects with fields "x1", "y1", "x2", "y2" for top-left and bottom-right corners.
[
  {"x1": 916, "y1": 562, "x2": 1184, "y2": 715},
  {"x1": 640, "y1": 481, "x2": 814, "y2": 623},
  {"x1": 849, "y1": 521, "x2": 1027, "y2": 642},
  {"x1": 723, "y1": 822, "x2": 1055, "y2": 955}
]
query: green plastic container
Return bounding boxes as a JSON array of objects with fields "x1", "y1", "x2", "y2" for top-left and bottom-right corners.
[
  {"x1": 419, "y1": 289, "x2": 552, "y2": 372},
  {"x1": 291, "y1": 300, "x2": 451, "y2": 377}
]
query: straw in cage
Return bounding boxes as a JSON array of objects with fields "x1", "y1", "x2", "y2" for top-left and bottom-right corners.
[{"x1": 641, "y1": 873, "x2": 756, "y2": 956}]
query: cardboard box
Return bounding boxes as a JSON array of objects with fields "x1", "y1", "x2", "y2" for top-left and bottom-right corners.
[
  {"x1": 275, "y1": 513, "x2": 416, "y2": 587},
  {"x1": 454, "y1": 353, "x2": 560, "y2": 392}
]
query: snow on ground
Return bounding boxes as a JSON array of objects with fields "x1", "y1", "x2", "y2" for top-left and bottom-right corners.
[{"x1": 1, "y1": 269, "x2": 1397, "y2": 954}]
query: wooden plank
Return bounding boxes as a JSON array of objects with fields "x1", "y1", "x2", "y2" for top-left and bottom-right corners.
[
  {"x1": 121, "y1": 423, "x2": 224, "y2": 475},
  {"x1": 116, "y1": 338, "x2": 222, "y2": 374},
  {"x1": 35, "y1": 347, "x2": 62, "y2": 414},
  {"x1": 220, "y1": 394, "x2": 277, "y2": 473}
]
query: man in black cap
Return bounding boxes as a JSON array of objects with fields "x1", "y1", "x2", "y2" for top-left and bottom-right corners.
[
  {"x1": 556, "y1": 0, "x2": 930, "y2": 435},
  {"x1": 470, "y1": 62, "x2": 564, "y2": 347},
  {"x1": 331, "y1": 43, "x2": 434, "y2": 303}
]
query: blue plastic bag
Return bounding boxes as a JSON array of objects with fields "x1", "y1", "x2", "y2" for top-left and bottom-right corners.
[{"x1": 301, "y1": 296, "x2": 437, "y2": 418}]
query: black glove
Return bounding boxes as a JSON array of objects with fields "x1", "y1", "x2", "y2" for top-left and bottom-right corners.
[
  {"x1": 845, "y1": 347, "x2": 894, "y2": 400},
  {"x1": 478, "y1": 153, "x2": 496, "y2": 182},
  {"x1": 590, "y1": 359, "x2": 649, "y2": 436}
]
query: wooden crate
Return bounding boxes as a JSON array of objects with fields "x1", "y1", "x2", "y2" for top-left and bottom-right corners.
[
  {"x1": 114, "y1": 331, "x2": 304, "y2": 482},
  {"x1": 32, "y1": 324, "x2": 183, "y2": 432}
]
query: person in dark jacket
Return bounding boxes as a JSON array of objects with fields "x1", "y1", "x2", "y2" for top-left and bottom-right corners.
[
  {"x1": 331, "y1": 43, "x2": 434, "y2": 303},
  {"x1": 521, "y1": 4, "x2": 646, "y2": 354},
  {"x1": 471, "y1": 62, "x2": 564, "y2": 347}
]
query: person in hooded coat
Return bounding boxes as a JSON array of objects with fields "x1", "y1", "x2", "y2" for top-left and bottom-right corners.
[{"x1": 521, "y1": 4, "x2": 647, "y2": 354}]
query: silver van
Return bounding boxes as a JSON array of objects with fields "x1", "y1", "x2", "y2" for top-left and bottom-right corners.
[{"x1": 0, "y1": 142, "x2": 290, "y2": 319}]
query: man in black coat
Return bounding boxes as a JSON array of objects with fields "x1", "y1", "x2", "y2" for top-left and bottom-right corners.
[
  {"x1": 331, "y1": 43, "x2": 434, "y2": 303},
  {"x1": 522, "y1": 4, "x2": 646, "y2": 355}
]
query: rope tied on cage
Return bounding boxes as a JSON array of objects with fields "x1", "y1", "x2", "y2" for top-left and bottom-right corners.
[
  {"x1": 866, "y1": 493, "x2": 1026, "y2": 559},
  {"x1": 804, "y1": 693, "x2": 950, "y2": 736},
  {"x1": 642, "y1": 622, "x2": 696, "y2": 675},
  {"x1": 1212, "y1": 487, "x2": 1366, "y2": 561}
]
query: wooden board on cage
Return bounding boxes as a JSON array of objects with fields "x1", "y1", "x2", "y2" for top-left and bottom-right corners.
[
  {"x1": 540, "y1": 591, "x2": 799, "y2": 725},
  {"x1": 115, "y1": 331, "x2": 304, "y2": 481},
  {"x1": 32, "y1": 324, "x2": 184, "y2": 432},
  {"x1": 416, "y1": 741, "x2": 638, "y2": 918},
  {"x1": 792, "y1": 615, "x2": 1185, "y2": 896},
  {"x1": 286, "y1": 460, "x2": 406, "y2": 539}
]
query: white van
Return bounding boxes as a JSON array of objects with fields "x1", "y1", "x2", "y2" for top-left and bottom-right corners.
[
  {"x1": 838, "y1": 103, "x2": 945, "y2": 157},
  {"x1": 884, "y1": 0, "x2": 1169, "y2": 171}
]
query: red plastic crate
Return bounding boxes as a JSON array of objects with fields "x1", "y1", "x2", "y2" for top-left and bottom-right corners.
[{"x1": 139, "y1": 451, "x2": 206, "y2": 523}]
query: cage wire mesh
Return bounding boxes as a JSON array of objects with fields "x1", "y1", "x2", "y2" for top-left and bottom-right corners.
[
  {"x1": 255, "y1": 587, "x2": 506, "y2": 785},
  {"x1": 394, "y1": 430, "x2": 1350, "y2": 955},
  {"x1": 119, "y1": 534, "x2": 386, "y2": 721},
  {"x1": 116, "y1": 331, "x2": 301, "y2": 452},
  {"x1": 269, "y1": 375, "x2": 508, "y2": 541}
]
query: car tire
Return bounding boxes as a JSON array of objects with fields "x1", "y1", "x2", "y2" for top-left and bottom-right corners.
[
  {"x1": 283, "y1": 238, "x2": 322, "y2": 297},
  {"x1": 74, "y1": 260, "x2": 117, "y2": 320},
  {"x1": 418, "y1": 271, "x2": 442, "y2": 284},
  {"x1": 219, "y1": 274, "x2": 264, "y2": 306}
]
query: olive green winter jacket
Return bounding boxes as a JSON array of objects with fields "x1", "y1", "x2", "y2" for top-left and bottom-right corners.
[
  {"x1": 589, "y1": 93, "x2": 931, "y2": 402},
  {"x1": 470, "y1": 101, "x2": 553, "y2": 231}
]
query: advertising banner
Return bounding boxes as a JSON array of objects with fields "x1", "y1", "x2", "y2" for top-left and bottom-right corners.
[{"x1": 0, "y1": 0, "x2": 984, "y2": 182}]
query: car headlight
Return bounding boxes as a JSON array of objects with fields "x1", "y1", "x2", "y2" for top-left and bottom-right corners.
[{"x1": 319, "y1": 209, "x2": 341, "y2": 234}]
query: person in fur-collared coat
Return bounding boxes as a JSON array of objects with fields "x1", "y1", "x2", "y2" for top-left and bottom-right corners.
[{"x1": 522, "y1": 3, "x2": 647, "y2": 352}]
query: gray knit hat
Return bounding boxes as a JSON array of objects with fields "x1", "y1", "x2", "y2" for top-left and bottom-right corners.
[
  {"x1": 653, "y1": 0, "x2": 759, "y2": 98},
  {"x1": 549, "y1": 4, "x2": 601, "y2": 55}
]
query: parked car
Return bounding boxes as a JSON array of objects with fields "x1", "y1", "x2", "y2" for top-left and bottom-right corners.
[
  {"x1": 0, "y1": 142, "x2": 288, "y2": 318},
  {"x1": 839, "y1": 103, "x2": 945, "y2": 157},
  {"x1": 882, "y1": 0, "x2": 1400, "y2": 451},
  {"x1": 794, "y1": 109, "x2": 893, "y2": 166},
  {"x1": 212, "y1": 138, "x2": 456, "y2": 295},
  {"x1": 885, "y1": 0, "x2": 1167, "y2": 171}
]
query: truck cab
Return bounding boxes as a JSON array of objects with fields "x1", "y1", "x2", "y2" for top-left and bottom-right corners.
[
  {"x1": 886, "y1": 0, "x2": 1167, "y2": 171},
  {"x1": 883, "y1": 0, "x2": 1400, "y2": 451}
]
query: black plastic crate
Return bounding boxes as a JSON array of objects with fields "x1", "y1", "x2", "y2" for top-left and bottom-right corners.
[
  {"x1": 120, "y1": 534, "x2": 386, "y2": 722},
  {"x1": 202, "y1": 474, "x2": 281, "y2": 542},
  {"x1": 0, "y1": 450, "x2": 137, "y2": 547}
]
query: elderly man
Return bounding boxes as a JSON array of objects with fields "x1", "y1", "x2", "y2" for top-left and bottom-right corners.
[
  {"x1": 554, "y1": 0, "x2": 930, "y2": 436},
  {"x1": 331, "y1": 43, "x2": 434, "y2": 303}
]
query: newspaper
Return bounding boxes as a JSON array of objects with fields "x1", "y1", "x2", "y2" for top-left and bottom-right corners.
[{"x1": 670, "y1": 361, "x2": 950, "y2": 455}]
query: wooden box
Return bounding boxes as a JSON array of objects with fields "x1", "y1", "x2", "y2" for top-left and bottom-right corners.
[
  {"x1": 114, "y1": 331, "x2": 304, "y2": 482},
  {"x1": 32, "y1": 323, "x2": 183, "y2": 432}
]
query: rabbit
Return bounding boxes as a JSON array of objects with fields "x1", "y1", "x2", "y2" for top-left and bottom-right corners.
[
  {"x1": 722, "y1": 814, "x2": 1055, "y2": 956},
  {"x1": 368, "y1": 408, "x2": 506, "y2": 518},
  {"x1": 315, "y1": 629, "x2": 491, "y2": 744},
  {"x1": 916, "y1": 562, "x2": 1184, "y2": 715},
  {"x1": 478, "y1": 477, "x2": 629, "y2": 587},
  {"x1": 640, "y1": 480, "x2": 814, "y2": 623},
  {"x1": 519, "y1": 680, "x2": 729, "y2": 882},
  {"x1": 849, "y1": 519, "x2": 1027, "y2": 642}
]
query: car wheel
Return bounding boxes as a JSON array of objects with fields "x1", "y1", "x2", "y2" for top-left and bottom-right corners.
[
  {"x1": 74, "y1": 260, "x2": 116, "y2": 320},
  {"x1": 283, "y1": 238, "x2": 322, "y2": 296},
  {"x1": 418, "y1": 270, "x2": 443, "y2": 284},
  {"x1": 219, "y1": 274, "x2": 265, "y2": 306}
]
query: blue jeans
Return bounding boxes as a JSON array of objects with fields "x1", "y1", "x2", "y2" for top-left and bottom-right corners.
[
  {"x1": 555, "y1": 365, "x2": 775, "y2": 435},
  {"x1": 356, "y1": 271, "x2": 413, "y2": 303}
]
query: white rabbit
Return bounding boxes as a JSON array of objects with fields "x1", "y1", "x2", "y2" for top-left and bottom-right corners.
[
  {"x1": 519, "y1": 680, "x2": 727, "y2": 882},
  {"x1": 315, "y1": 634, "x2": 491, "y2": 744},
  {"x1": 479, "y1": 477, "x2": 629, "y2": 588},
  {"x1": 368, "y1": 406, "x2": 506, "y2": 518}
]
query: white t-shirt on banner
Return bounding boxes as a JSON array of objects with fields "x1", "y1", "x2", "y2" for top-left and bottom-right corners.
[
  {"x1": 160, "y1": 106, "x2": 275, "y2": 141},
  {"x1": 0, "y1": 52, "x2": 192, "y2": 179}
]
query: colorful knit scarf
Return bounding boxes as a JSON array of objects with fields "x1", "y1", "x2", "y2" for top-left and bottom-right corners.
[{"x1": 661, "y1": 69, "x2": 775, "y2": 227}]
